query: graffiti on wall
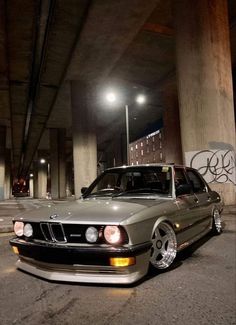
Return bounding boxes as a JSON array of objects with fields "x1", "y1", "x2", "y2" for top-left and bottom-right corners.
[{"x1": 185, "y1": 150, "x2": 236, "y2": 185}]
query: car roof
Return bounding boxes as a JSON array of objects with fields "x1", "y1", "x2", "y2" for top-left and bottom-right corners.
[{"x1": 105, "y1": 163, "x2": 187, "y2": 171}]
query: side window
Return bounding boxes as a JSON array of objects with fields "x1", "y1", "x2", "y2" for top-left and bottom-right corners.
[
  {"x1": 187, "y1": 169, "x2": 206, "y2": 193},
  {"x1": 174, "y1": 168, "x2": 191, "y2": 196},
  {"x1": 174, "y1": 168, "x2": 188, "y2": 187}
]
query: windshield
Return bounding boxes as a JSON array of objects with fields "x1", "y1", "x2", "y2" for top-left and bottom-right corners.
[{"x1": 83, "y1": 166, "x2": 172, "y2": 198}]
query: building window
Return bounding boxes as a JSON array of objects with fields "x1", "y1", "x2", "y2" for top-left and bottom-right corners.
[
  {"x1": 152, "y1": 144, "x2": 155, "y2": 151},
  {"x1": 131, "y1": 146, "x2": 133, "y2": 151},
  {"x1": 147, "y1": 147, "x2": 149, "y2": 153},
  {"x1": 146, "y1": 139, "x2": 149, "y2": 144},
  {"x1": 160, "y1": 152, "x2": 163, "y2": 161},
  {"x1": 135, "y1": 144, "x2": 138, "y2": 149},
  {"x1": 141, "y1": 150, "x2": 144, "y2": 156},
  {"x1": 141, "y1": 142, "x2": 143, "y2": 147},
  {"x1": 152, "y1": 136, "x2": 155, "y2": 142},
  {"x1": 136, "y1": 161, "x2": 139, "y2": 165}
]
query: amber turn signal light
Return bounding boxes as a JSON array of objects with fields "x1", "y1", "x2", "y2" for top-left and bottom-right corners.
[
  {"x1": 109, "y1": 257, "x2": 135, "y2": 267},
  {"x1": 12, "y1": 246, "x2": 19, "y2": 255}
]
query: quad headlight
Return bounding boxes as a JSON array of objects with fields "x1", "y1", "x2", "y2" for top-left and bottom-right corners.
[
  {"x1": 23, "y1": 223, "x2": 33, "y2": 237},
  {"x1": 104, "y1": 226, "x2": 121, "y2": 244},
  {"x1": 14, "y1": 221, "x2": 24, "y2": 237},
  {"x1": 85, "y1": 226, "x2": 99, "y2": 243}
]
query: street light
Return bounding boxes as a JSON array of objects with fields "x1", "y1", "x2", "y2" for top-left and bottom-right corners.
[{"x1": 105, "y1": 91, "x2": 146, "y2": 165}]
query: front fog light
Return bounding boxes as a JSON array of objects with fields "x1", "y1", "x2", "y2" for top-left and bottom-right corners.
[
  {"x1": 104, "y1": 226, "x2": 121, "y2": 244},
  {"x1": 85, "y1": 226, "x2": 98, "y2": 243},
  {"x1": 23, "y1": 223, "x2": 33, "y2": 237},
  {"x1": 14, "y1": 221, "x2": 24, "y2": 237},
  {"x1": 12, "y1": 246, "x2": 19, "y2": 255},
  {"x1": 110, "y1": 257, "x2": 136, "y2": 267}
]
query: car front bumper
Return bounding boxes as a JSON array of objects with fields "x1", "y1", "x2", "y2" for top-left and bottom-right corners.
[{"x1": 10, "y1": 238, "x2": 152, "y2": 284}]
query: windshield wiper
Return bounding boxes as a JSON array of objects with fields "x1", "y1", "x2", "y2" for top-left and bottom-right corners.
[{"x1": 112, "y1": 188, "x2": 164, "y2": 197}]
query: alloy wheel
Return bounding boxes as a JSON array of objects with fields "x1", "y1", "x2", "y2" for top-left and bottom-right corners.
[{"x1": 150, "y1": 222, "x2": 177, "y2": 269}]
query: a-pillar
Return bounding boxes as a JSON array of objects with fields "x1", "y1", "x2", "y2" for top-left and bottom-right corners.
[
  {"x1": 71, "y1": 81, "x2": 97, "y2": 199},
  {"x1": 0, "y1": 126, "x2": 6, "y2": 200},
  {"x1": 174, "y1": 0, "x2": 236, "y2": 204},
  {"x1": 162, "y1": 83, "x2": 182, "y2": 164},
  {"x1": 50, "y1": 129, "x2": 66, "y2": 199}
]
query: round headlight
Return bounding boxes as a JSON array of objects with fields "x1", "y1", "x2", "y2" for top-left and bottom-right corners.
[
  {"x1": 104, "y1": 226, "x2": 121, "y2": 244},
  {"x1": 85, "y1": 227, "x2": 98, "y2": 243},
  {"x1": 23, "y1": 223, "x2": 33, "y2": 237},
  {"x1": 14, "y1": 221, "x2": 24, "y2": 237}
]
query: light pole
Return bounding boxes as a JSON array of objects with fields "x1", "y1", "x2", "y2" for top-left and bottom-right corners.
[
  {"x1": 125, "y1": 104, "x2": 130, "y2": 164},
  {"x1": 105, "y1": 92, "x2": 146, "y2": 165}
]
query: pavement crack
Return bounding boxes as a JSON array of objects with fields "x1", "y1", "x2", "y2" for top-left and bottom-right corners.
[
  {"x1": 41, "y1": 297, "x2": 78, "y2": 324},
  {"x1": 34, "y1": 285, "x2": 60, "y2": 302},
  {"x1": 103, "y1": 288, "x2": 137, "y2": 325}
]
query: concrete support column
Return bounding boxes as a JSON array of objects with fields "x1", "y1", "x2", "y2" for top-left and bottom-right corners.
[
  {"x1": 0, "y1": 126, "x2": 6, "y2": 200},
  {"x1": 37, "y1": 162, "x2": 47, "y2": 199},
  {"x1": 29, "y1": 177, "x2": 34, "y2": 197},
  {"x1": 50, "y1": 129, "x2": 66, "y2": 199},
  {"x1": 33, "y1": 155, "x2": 47, "y2": 199},
  {"x1": 33, "y1": 161, "x2": 38, "y2": 198},
  {"x1": 174, "y1": 0, "x2": 236, "y2": 204},
  {"x1": 50, "y1": 129, "x2": 59, "y2": 199},
  {"x1": 66, "y1": 161, "x2": 74, "y2": 197},
  {"x1": 58, "y1": 129, "x2": 66, "y2": 198},
  {"x1": 71, "y1": 81, "x2": 97, "y2": 199},
  {"x1": 4, "y1": 149, "x2": 11, "y2": 199},
  {"x1": 162, "y1": 84, "x2": 182, "y2": 164}
]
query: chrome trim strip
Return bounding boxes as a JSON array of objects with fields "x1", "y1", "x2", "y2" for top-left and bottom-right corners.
[
  {"x1": 50, "y1": 223, "x2": 67, "y2": 243},
  {"x1": 40, "y1": 222, "x2": 52, "y2": 241},
  {"x1": 39, "y1": 222, "x2": 67, "y2": 243}
]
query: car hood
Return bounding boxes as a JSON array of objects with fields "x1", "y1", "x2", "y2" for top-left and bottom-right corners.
[{"x1": 14, "y1": 197, "x2": 170, "y2": 225}]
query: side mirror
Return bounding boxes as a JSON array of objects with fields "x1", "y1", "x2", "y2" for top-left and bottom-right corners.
[
  {"x1": 176, "y1": 184, "x2": 192, "y2": 196},
  {"x1": 81, "y1": 187, "x2": 88, "y2": 195}
]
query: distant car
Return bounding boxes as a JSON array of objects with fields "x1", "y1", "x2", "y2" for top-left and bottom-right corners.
[{"x1": 10, "y1": 164, "x2": 223, "y2": 284}]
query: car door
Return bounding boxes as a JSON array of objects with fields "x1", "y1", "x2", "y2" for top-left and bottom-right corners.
[
  {"x1": 185, "y1": 168, "x2": 212, "y2": 234},
  {"x1": 173, "y1": 167, "x2": 201, "y2": 245}
]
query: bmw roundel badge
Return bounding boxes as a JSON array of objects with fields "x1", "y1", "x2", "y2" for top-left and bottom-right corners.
[{"x1": 50, "y1": 214, "x2": 59, "y2": 220}]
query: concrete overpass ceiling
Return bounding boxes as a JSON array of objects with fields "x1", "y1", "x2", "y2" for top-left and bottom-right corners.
[{"x1": 0, "y1": 0, "x2": 236, "y2": 178}]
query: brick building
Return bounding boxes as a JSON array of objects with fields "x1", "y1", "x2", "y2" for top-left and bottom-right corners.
[{"x1": 129, "y1": 129, "x2": 164, "y2": 165}]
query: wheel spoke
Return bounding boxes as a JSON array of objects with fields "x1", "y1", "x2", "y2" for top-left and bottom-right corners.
[
  {"x1": 162, "y1": 235, "x2": 168, "y2": 246},
  {"x1": 154, "y1": 228, "x2": 161, "y2": 240}
]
